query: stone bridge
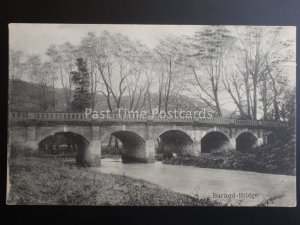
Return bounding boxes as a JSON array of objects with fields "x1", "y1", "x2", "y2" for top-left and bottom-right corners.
[{"x1": 8, "y1": 112, "x2": 287, "y2": 167}]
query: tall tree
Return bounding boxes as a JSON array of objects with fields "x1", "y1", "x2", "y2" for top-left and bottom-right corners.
[
  {"x1": 25, "y1": 54, "x2": 42, "y2": 83},
  {"x1": 61, "y1": 42, "x2": 77, "y2": 112},
  {"x1": 47, "y1": 43, "x2": 76, "y2": 112},
  {"x1": 9, "y1": 50, "x2": 24, "y2": 80},
  {"x1": 186, "y1": 26, "x2": 234, "y2": 117},
  {"x1": 9, "y1": 50, "x2": 25, "y2": 108},
  {"x1": 80, "y1": 31, "x2": 141, "y2": 112},
  {"x1": 71, "y1": 58, "x2": 92, "y2": 112},
  {"x1": 79, "y1": 32, "x2": 102, "y2": 110},
  {"x1": 222, "y1": 59, "x2": 247, "y2": 118},
  {"x1": 125, "y1": 41, "x2": 153, "y2": 112},
  {"x1": 43, "y1": 61, "x2": 58, "y2": 111},
  {"x1": 25, "y1": 54, "x2": 52, "y2": 111},
  {"x1": 154, "y1": 35, "x2": 184, "y2": 112},
  {"x1": 234, "y1": 27, "x2": 295, "y2": 120}
]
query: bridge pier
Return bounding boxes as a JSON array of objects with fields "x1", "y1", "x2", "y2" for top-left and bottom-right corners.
[
  {"x1": 229, "y1": 138, "x2": 236, "y2": 149},
  {"x1": 257, "y1": 138, "x2": 264, "y2": 147},
  {"x1": 87, "y1": 140, "x2": 102, "y2": 167},
  {"x1": 145, "y1": 139, "x2": 155, "y2": 163},
  {"x1": 25, "y1": 126, "x2": 39, "y2": 155},
  {"x1": 257, "y1": 129, "x2": 264, "y2": 147},
  {"x1": 193, "y1": 140, "x2": 201, "y2": 156},
  {"x1": 144, "y1": 121, "x2": 156, "y2": 163},
  {"x1": 86, "y1": 126, "x2": 102, "y2": 167},
  {"x1": 229, "y1": 126, "x2": 236, "y2": 150}
]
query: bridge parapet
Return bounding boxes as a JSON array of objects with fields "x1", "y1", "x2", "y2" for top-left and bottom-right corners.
[{"x1": 8, "y1": 112, "x2": 287, "y2": 128}]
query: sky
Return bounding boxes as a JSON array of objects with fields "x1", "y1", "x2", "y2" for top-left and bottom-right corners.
[
  {"x1": 9, "y1": 24, "x2": 201, "y2": 54},
  {"x1": 9, "y1": 24, "x2": 296, "y2": 114}
]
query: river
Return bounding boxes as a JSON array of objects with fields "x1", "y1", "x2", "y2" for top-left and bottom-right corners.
[{"x1": 94, "y1": 158, "x2": 296, "y2": 206}]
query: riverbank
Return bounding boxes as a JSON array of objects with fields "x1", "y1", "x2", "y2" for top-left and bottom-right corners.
[
  {"x1": 163, "y1": 139, "x2": 296, "y2": 176},
  {"x1": 7, "y1": 157, "x2": 221, "y2": 206}
]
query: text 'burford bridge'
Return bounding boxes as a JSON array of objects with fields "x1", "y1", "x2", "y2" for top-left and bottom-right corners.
[{"x1": 9, "y1": 112, "x2": 287, "y2": 128}]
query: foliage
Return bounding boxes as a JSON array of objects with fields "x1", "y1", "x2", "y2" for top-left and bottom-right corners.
[
  {"x1": 70, "y1": 58, "x2": 92, "y2": 112},
  {"x1": 163, "y1": 137, "x2": 296, "y2": 175},
  {"x1": 282, "y1": 87, "x2": 296, "y2": 129}
]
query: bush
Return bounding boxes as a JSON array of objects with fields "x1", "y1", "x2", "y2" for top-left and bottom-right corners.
[
  {"x1": 101, "y1": 146, "x2": 122, "y2": 159},
  {"x1": 9, "y1": 144, "x2": 39, "y2": 159},
  {"x1": 163, "y1": 137, "x2": 296, "y2": 175},
  {"x1": 9, "y1": 144, "x2": 24, "y2": 159}
]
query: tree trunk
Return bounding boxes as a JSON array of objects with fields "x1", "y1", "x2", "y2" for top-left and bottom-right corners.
[
  {"x1": 252, "y1": 78, "x2": 257, "y2": 120},
  {"x1": 262, "y1": 77, "x2": 268, "y2": 120}
]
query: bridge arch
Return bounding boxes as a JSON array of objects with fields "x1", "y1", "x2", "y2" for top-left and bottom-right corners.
[
  {"x1": 201, "y1": 131, "x2": 230, "y2": 153},
  {"x1": 158, "y1": 129, "x2": 193, "y2": 158},
  {"x1": 234, "y1": 130, "x2": 258, "y2": 140},
  {"x1": 111, "y1": 130, "x2": 147, "y2": 163},
  {"x1": 236, "y1": 132, "x2": 258, "y2": 152},
  {"x1": 38, "y1": 131, "x2": 91, "y2": 166},
  {"x1": 266, "y1": 132, "x2": 276, "y2": 145},
  {"x1": 156, "y1": 127, "x2": 190, "y2": 138},
  {"x1": 35, "y1": 125, "x2": 92, "y2": 147}
]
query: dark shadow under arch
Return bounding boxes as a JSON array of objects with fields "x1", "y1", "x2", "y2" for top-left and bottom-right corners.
[
  {"x1": 158, "y1": 130, "x2": 193, "y2": 158},
  {"x1": 112, "y1": 131, "x2": 146, "y2": 163},
  {"x1": 201, "y1": 131, "x2": 230, "y2": 153},
  {"x1": 38, "y1": 132, "x2": 90, "y2": 166},
  {"x1": 236, "y1": 132, "x2": 257, "y2": 152},
  {"x1": 267, "y1": 132, "x2": 276, "y2": 145}
]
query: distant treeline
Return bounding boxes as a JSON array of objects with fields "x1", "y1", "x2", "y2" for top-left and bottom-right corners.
[{"x1": 9, "y1": 79, "x2": 217, "y2": 114}]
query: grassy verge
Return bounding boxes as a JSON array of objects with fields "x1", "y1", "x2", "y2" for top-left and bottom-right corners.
[
  {"x1": 163, "y1": 138, "x2": 296, "y2": 175},
  {"x1": 7, "y1": 156, "x2": 222, "y2": 206}
]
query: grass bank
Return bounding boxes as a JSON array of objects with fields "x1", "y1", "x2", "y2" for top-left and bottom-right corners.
[{"x1": 7, "y1": 156, "x2": 222, "y2": 206}]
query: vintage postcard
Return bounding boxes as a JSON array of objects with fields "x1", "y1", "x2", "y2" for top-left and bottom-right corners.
[{"x1": 7, "y1": 24, "x2": 296, "y2": 206}]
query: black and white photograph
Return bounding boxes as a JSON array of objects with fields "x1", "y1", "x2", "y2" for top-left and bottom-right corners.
[{"x1": 6, "y1": 24, "x2": 296, "y2": 206}]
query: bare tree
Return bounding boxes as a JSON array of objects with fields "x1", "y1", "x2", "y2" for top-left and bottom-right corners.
[
  {"x1": 222, "y1": 59, "x2": 247, "y2": 118},
  {"x1": 79, "y1": 33, "x2": 103, "y2": 110},
  {"x1": 80, "y1": 31, "x2": 143, "y2": 112},
  {"x1": 235, "y1": 27, "x2": 294, "y2": 120},
  {"x1": 264, "y1": 42, "x2": 294, "y2": 121},
  {"x1": 154, "y1": 36, "x2": 185, "y2": 112},
  {"x1": 186, "y1": 26, "x2": 234, "y2": 117},
  {"x1": 43, "y1": 61, "x2": 58, "y2": 111},
  {"x1": 9, "y1": 50, "x2": 24, "y2": 80},
  {"x1": 25, "y1": 54, "x2": 42, "y2": 84},
  {"x1": 9, "y1": 50, "x2": 25, "y2": 108},
  {"x1": 46, "y1": 43, "x2": 76, "y2": 112},
  {"x1": 25, "y1": 56, "x2": 51, "y2": 111}
]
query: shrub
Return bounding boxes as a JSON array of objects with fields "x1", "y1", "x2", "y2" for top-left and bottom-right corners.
[{"x1": 163, "y1": 137, "x2": 296, "y2": 175}]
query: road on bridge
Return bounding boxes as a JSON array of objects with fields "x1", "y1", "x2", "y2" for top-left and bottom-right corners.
[{"x1": 94, "y1": 158, "x2": 296, "y2": 206}]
